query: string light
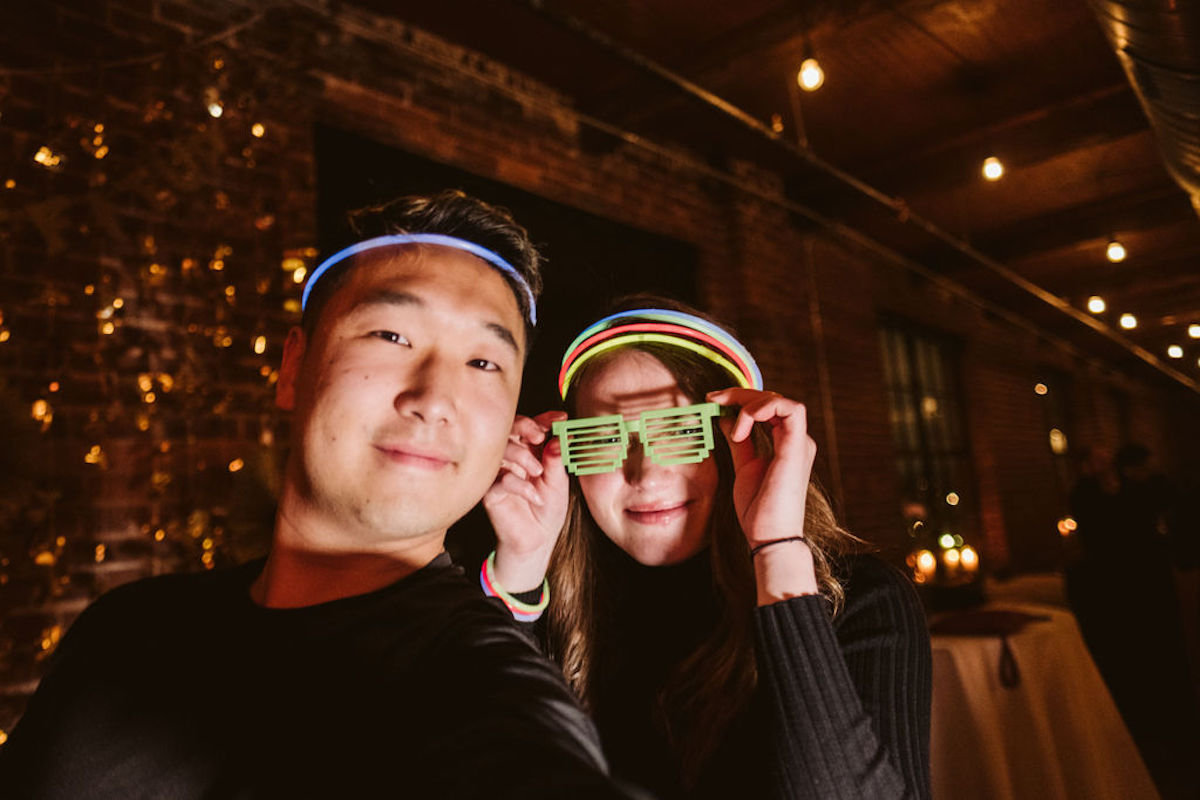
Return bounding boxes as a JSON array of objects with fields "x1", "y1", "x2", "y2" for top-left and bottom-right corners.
[
  {"x1": 1034, "y1": 382, "x2": 1048, "y2": 395},
  {"x1": 1105, "y1": 240, "x2": 1127, "y2": 263},
  {"x1": 253, "y1": 335, "x2": 267, "y2": 355},
  {"x1": 1167, "y1": 345, "x2": 1183, "y2": 358},
  {"x1": 1086, "y1": 296, "x2": 1106, "y2": 313},
  {"x1": 33, "y1": 146, "x2": 64, "y2": 169},
  {"x1": 1188, "y1": 324, "x2": 1200, "y2": 338},
  {"x1": 945, "y1": 492, "x2": 960, "y2": 506},
  {"x1": 797, "y1": 57, "x2": 825, "y2": 91},
  {"x1": 1119, "y1": 313, "x2": 1138, "y2": 330},
  {"x1": 204, "y1": 87, "x2": 224, "y2": 118},
  {"x1": 251, "y1": 122, "x2": 265, "y2": 138},
  {"x1": 981, "y1": 156, "x2": 1004, "y2": 181}
]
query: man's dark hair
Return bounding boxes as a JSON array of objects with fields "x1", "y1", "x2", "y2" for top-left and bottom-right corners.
[{"x1": 302, "y1": 190, "x2": 543, "y2": 342}]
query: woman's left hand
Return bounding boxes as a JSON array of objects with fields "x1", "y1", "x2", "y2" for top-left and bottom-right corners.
[{"x1": 706, "y1": 387, "x2": 818, "y2": 546}]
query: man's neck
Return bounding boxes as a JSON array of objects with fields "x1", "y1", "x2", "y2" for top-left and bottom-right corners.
[{"x1": 251, "y1": 504, "x2": 446, "y2": 609}]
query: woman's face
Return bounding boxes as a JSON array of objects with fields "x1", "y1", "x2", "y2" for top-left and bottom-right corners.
[{"x1": 574, "y1": 350, "x2": 720, "y2": 566}]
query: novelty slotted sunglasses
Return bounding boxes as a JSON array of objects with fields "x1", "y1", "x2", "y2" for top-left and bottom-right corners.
[{"x1": 552, "y1": 402, "x2": 721, "y2": 476}]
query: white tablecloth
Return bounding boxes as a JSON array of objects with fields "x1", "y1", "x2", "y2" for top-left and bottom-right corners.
[{"x1": 930, "y1": 602, "x2": 1159, "y2": 800}]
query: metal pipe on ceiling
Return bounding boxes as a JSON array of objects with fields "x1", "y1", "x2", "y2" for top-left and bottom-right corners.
[{"x1": 1089, "y1": 0, "x2": 1200, "y2": 216}]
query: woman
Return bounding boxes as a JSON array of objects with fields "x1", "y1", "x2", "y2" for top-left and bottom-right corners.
[{"x1": 482, "y1": 298, "x2": 931, "y2": 799}]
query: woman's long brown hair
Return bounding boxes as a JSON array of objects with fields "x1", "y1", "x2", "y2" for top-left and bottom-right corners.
[{"x1": 545, "y1": 298, "x2": 865, "y2": 787}]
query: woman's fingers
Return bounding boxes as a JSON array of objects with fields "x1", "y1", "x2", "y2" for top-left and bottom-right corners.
[
  {"x1": 502, "y1": 438, "x2": 543, "y2": 479},
  {"x1": 718, "y1": 415, "x2": 758, "y2": 473},
  {"x1": 707, "y1": 388, "x2": 806, "y2": 443},
  {"x1": 497, "y1": 470, "x2": 544, "y2": 507}
]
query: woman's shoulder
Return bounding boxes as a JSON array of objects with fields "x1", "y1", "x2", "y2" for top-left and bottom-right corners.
[{"x1": 833, "y1": 553, "x2": 927, "y2": 629}]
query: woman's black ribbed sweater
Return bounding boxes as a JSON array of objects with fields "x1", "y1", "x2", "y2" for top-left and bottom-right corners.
[{"x1": 582, "y1": 542, "x2": 932, "y2": 800}]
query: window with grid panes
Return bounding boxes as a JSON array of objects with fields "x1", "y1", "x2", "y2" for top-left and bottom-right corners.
[{"x1": 878, "y1": 324, "x2": 975, "y2": 537}]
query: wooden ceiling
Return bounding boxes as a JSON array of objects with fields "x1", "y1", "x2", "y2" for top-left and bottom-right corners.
[{"x1": 378, "y1": 0, "x2": 1200, "y2": 392}]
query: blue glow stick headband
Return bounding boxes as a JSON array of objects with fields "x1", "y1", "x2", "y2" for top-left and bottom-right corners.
[{"x1": 300, "y1": 233, "x2": 538, "y2": 325}]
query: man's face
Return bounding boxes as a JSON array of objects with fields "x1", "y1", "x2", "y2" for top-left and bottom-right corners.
[{"x1": 276, "y1": 245, "x2": 525, "y2": 550}]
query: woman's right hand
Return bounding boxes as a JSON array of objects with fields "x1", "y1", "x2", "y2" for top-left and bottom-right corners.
[{"x1": 482, "y1": 411, "x2": 570, "y2": 593}]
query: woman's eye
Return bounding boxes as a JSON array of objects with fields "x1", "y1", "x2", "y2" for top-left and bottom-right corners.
[
  {"x1": 467, "y1": 358, "x2": 500, "y2": 372},
  {"x1": 370, "y1": 331, "x2": 410, "y2": 346}
]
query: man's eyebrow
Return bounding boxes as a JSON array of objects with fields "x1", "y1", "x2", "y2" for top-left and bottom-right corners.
[
  {"x1": 485, "y1": 321, "x2": 520, "y2": 356},
  {"x1": 353, "y1": 289, "x2": 520, "y2": 355},
  {"x1": 352, "y1": 289, "x2": 422, "y2": 311}
]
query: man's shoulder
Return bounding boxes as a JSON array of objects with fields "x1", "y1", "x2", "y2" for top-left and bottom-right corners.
[{"x1": 79, "y1": 560, "x2": 258, "y2": 631}]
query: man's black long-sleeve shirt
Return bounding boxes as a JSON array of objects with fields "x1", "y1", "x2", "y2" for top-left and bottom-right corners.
[{"x1": 0, "y1": 553, "x2": 636, "y2": 799}]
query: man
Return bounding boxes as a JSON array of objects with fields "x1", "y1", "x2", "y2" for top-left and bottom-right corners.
[{"x1": 0, "y1": 191, "x2": 638, "y2": 797}]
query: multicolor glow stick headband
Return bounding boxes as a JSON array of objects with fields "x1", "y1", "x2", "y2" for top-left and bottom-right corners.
[
  {"x1": 300, "y1": 233, "x2": 537, "y2": 325},
  {"x1": 558, "y1": 308, "x2": 762, "y2": 399}
]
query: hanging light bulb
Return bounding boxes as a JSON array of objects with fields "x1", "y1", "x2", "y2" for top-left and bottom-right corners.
[
  {"x1": 1187, "y1": 324, "x2": 1200, "y2": 338},
  {"x1": 1086, "y1": 296, "x2": 1107, "y2": 313},
  {"x1": 1167, "y1": 344, "x2": 1183, "y2": 358},
  {"x1": 1106, "y1": 240, "x2": 1127, "y2": 263},
  {"x1": 797, "y1": 57, "x2": 825, "y2": 91},
  {"x1": 981, "y1": 157, "x2": 1004, "y2": 181},
  {"x1": 1119, "y1": 313, "x2": 1138, "y2": 330}
]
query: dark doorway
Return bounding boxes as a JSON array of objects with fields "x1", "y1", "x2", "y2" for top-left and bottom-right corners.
[{"x1": 315, "y1": 124, "x2": 699, "y2": 565}]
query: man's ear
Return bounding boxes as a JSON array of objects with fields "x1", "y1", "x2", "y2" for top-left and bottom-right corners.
[{"x1": 276, "y1": 327, "x2": 307, "y2": 411}]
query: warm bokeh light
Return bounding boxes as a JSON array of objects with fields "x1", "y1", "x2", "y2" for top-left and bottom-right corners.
[
  {"x1": 1167, "y1": 344, "x2": 1183, "y2": 358},
  {"x1": 945, "y1": 492, "x2": 960, "y2": 506},
  {"x1": 228, "y1": 458, "x2": 245, "y2": 473},
  {"x1": 797, "y1": 58, "x2": 825, "y2": 91},
  {"x1": 1086, "y1": 296, "x2": 1106, "y2": 313},
  {"x1": 916, "y1": 549, "x2": 936, "y2": 571},
  {"x1": 1188, "y1": 324, "x2": 1200, "y2": 339},
  {"x1": 292, "y1": 266, "x2": 307, "y2": 284},
  {"x1": 1049, "y1": 427, "x2": 1068, "y2": 454},
  {"x1": 1058, "y1": 516, "x2": 1078, "y2": 536},
  {"x1": 251, "y1": 122, "x2": 266, "y2": 138},
  {"x1": 253, "y1": 335, "x2": 267, "y2": 355},
  {"x1": 982, "y1": 156, "x2": 1004, "y2": 181},
  {"x1": 938, "y1": 533, "x2": 956, "y2": 549},
  {"x1": 1105, "y1": 240, "x2": 1126, "y2": 263},
  {"x1": 1119, "y1": 313, "x2": 1137, "y2": 330},
  {"x1": 1034, "y1": 382, "x2": 1048, "y2": 395},
  {"x1": 942, "y1": 547, "x2": 961, "y2": 566},
  {"x1": 960, "y1": 546, "x2": 978, "y2": 571}
]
